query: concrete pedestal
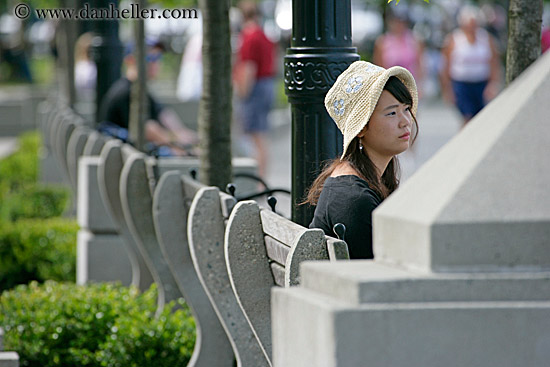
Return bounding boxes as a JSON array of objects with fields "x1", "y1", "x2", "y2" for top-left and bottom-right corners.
[
  {"x1": 77, "y1": 156, "x2": 132, "y2": 285},
  {"x1": 273, "y1": 262, "x2": 550, "y2": 367},
  {"x1": 77, "y1": 230, "x2": 133, "y2": 285},
  {"x1": 0, "y1": 352, "x2": 19, "y2": 367}
]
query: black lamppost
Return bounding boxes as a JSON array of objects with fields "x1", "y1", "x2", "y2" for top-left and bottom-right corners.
[
  {"x1": 91, "y1": 0, "x2": 123, "y2": 124},
  {"x1": 285, "y1": 0, "x2": 359, "y2": 226}
]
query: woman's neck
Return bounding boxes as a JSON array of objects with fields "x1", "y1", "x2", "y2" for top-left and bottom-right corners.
[
  {"x1": 330, "y1": 162, "x2": 360, "y2": 177},
  {"x1": 331, "y1": 153, "x2": 391, "y2": 181},
  {"x1": 364, "y1": 149, "x2": 391, "y2": 179}
]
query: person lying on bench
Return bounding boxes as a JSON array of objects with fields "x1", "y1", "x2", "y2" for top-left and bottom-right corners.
[
  {"x1": 98, "y1": 39, "x2": 198, "y2": 156},
  {"x1": 305, "y1": 61, "x2": 419, "y2": 259}
]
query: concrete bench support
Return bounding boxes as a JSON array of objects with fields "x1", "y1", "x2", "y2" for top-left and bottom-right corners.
[
  {"x1": 98, "y1": 140, "x2": 154, "y2": 291},
  {"x1": 188, "y1": 187, "x2": 270, "y2": 367},
  {"x1": 153, "y1": 173, "x2": 235, "y2": 367},
  {"x1": 120, "y1": 152, "x2": 183, "y2": 314}
]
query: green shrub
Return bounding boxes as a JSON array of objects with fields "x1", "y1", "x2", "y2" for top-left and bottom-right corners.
[
  {"x1": 0, "y1": 218, "x2": 78, "y2": 290},
  {"x1": 0, "y1": 281, "x2": 196, "y2": 367},
  {"x1": 0, "y1": 185, "x2": 70, "y2": 222},
  {"x1": 0, "y1": 131, "x2": 40, "y2": 192}
]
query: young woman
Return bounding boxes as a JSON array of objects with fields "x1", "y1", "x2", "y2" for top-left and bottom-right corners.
[{"x1": 306, "y1": 61, "x2": 419, "y2": 259}]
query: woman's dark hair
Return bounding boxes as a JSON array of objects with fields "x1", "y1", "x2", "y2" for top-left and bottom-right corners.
[{"x1": 304, "y1": 76, "x2": 418, "y2": 205}]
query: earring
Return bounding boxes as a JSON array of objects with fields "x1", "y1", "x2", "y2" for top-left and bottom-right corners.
[{"x1": 359, "y1": 141, "x2": 364, "y2": 152}]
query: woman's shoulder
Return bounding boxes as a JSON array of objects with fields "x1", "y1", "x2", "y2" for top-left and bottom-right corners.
[{"x1": 325, "y1": 175, "x2": 381, "y2": 204}]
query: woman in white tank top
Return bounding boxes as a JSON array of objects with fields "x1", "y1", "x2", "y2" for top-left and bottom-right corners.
[
  {"x1": 441, "y1": 6, "x2": 501, "y2": 123},
  {"x1": 449, "y1": 28, "x2": 491, "y2": 83}
]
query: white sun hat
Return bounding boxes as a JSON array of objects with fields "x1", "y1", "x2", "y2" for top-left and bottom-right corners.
[{"x1": 324, "y1": 61, "x2": 418, "y2": 159}]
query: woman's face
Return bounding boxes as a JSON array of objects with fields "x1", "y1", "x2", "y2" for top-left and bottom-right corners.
[{"x1": 358, "y1": 90, "x2": 412, "y2": 160}]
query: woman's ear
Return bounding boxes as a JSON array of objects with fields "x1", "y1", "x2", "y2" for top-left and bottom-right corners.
[{"x1": 356, "y1": 125, "x2": 368, "y2": 139}]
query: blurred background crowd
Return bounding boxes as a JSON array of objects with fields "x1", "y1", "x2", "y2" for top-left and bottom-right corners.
[
  {"x1": 1, "y1": 0, "x2": 550, "y2": 158},
  {"x1": 1, "y1": 0, "x2": 549, "y2": 91}
]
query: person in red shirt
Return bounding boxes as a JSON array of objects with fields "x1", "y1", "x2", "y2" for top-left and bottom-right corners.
[
  {"x1": 542, "y1": 26, "x2": 550, "y2": 54},
  {"x1": 234, "y1": 0, "x2": 275, "y2": 178}
]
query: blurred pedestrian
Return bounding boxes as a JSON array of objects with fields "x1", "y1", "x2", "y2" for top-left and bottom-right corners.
[
  {"x1": 373, "y1": 7, "x2": 424, "y2": 96},
  {"x1": 306, "y1": 61, "x2": 419, "y2": 259},
  {"x1": 233, "y1": 0, "x2": 275, "y2": 179},
  {"x1": 0, "y1": 12, "x2": 33, "y2": 83},
  {"x1": 177, "y1": 22, "x2": 203, "y2": 102},
  {"x1": 74, "y1": 32, "x2": 96, "y2": 100},
  {"x1": 98, "y1": 40, "x2": 198, "y2": 156},
  {"x1": 441, "y1": 5, "x2": 501, "y2": 124}
]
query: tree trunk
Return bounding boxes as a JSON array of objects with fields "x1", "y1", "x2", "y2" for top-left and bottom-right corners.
[
  {"x1": 506, "y1": 0, "x2": 543, "y2": 85},
  {"x1": 129, "y1": 7, "x2": 147, "y2": 152},
  {"x1": 197, "y1": 0, "x2": 232, "y2": 190},
  {"x1": 57, "y1": 0, "x2": 77, "y2": 107}
]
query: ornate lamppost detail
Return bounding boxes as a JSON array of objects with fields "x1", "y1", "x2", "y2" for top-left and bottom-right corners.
[{"x1": 285, "y1": 59, "x2": 353, "y2": 93}]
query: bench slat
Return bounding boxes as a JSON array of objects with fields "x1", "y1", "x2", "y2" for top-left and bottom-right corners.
[
  {"x1": 326, "y1": 237, "x2": 350, "y2": 260},
  {"x1": 182, "y1": 175, "x2": 204, "y2": 198},
  {"x1": 265, "y1": 236, "x2": 290, "y2": 266},
  {"x1": 260, "y1": 209, "x2": 305, "y2": 245},
  {"x1": 219, "y1": 192, "x2": 236, "y2": 218},
  {"x1": 270, "y1": 262, "x2": 285, "y2": 287}
]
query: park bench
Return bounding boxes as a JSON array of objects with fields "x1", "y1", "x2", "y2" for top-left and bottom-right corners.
[
  {"x1": 224, "y1": 200, "x2": 349, "y2": 363},
  {"x1": 98, "y1": 139, "x2": 258, "y2": 314},
  {"x1": 152, "y1": 172, "x2": 236, "y2": 366}
]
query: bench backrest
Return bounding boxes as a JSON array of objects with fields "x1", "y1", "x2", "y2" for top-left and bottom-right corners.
[
  {"x1": 82, "y1": 131, "x2": 109, "y2": 156},
  {"x1": 153, "y1": 172, "x2": 235, "y2": 367},
  {"x1": 66, "y1": 126, "x2": 92, "y2": 191},
  {"x1": 119, "y1": 152, "x2": 183, "y2": 314},
  {"x1": 98, "y1": 139, "x2": 154, "y2": 290},
  {"x1": 188, "y1": 187, "x2": 272, "y2": 366},
  {"x1": 51, "y1": 111, "x2": 76, "y2": 183},
  {"x1": 225, "y1": 200, "x2": 349, "y2": 362}
]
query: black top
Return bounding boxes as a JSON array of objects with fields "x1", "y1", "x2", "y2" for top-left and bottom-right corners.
[
  {"x1": 309, "y1": 175, "x2": 382, "y2": 259},
  {"x1": 98, "y1": 77, "x2": 163, "y2": 129}
]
